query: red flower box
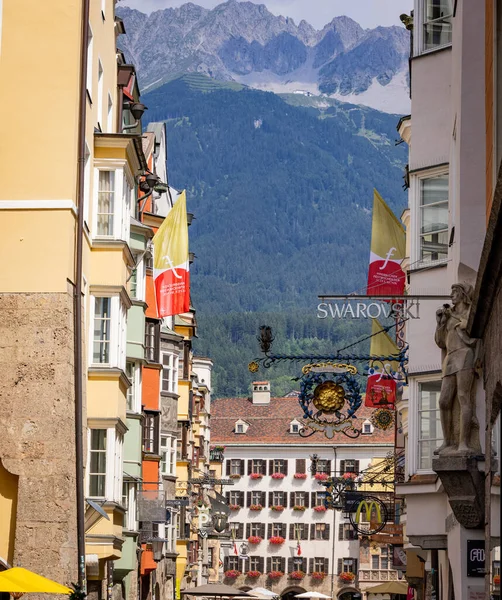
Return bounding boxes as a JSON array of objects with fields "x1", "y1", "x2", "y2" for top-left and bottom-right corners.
[
  {"x1": 249, "y1": 504, "x2": 263, "y2": 511},
  {"x1": 314, "y1": 505, "x2": 327, "y2": 512},
  {"x1": 290, "y1": 571, "x2": 305, "y2": 580},
  {"x1": 229, "y1": 504, "x2": 240, "y2": 511},
  {"x1": 247, "y1": 536, "x2": 263, "y2": 544},
  {"x1": 314, "y1": 473, "x2": 328, "y2": 481},
  {"x1": 269, "y1": 536, "x2": 285, "y2": 545},
  {"x1": 268, "y1": 571, "x2": 284, "y2": 580},
  {"x1": 294, "y1": 473, "x2": 307, "y2": 479},
  {"x1": 342, "y1": 472, "x2": 357, "y2": 480},
  {"x1": 270, "y1": 505, "x2": 285, "y2": 511},
  {"x1": 247, "y1": 571, "x2": 261, "y2": 578},
  {"x1": 311, "y1": 572, "x2": 326, "y2": 581},
  {"x1": 229, "y1": 474, "x2": 241, "y2": 479},
  {"x1": 224, "y1": 570, "x2": 241, "y2": 579},
  {"x1": 494, "y1": 575, "x2": 501, "y2": 585},
  {"x1": 250, "y1": 473, "x2": 263, "y2": 479},
  {"x1": 293, "y1": 505, "x2": 306, "y2": 511},
  {"x1": 271, "y1": 473, "x2": 285, "y2": 479},
  {"x1": 339, "y1": 572, "x2": 355, "y2": 582}
]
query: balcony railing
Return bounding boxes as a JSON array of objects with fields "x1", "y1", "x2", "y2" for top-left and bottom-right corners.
[{"x1": 359, "y1": 569, "x2": 399, "y2": 582}]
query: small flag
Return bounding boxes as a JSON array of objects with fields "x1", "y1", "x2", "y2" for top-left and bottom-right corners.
[
  {"x1": 233, "y1": 542, "x2": 239, "y2": 556},
  {"x1": 296, "y1": 540, "x2": 302, "y2": 556},
  {"x1": 366, "y1": 319, "x2": 399, "y2": 408},
  {"x1": 152, "y1": 191, "x2": 190, "y2": 317},
  {"x1": 367, "y1": 190, "x2": 405, "y2": 297}
]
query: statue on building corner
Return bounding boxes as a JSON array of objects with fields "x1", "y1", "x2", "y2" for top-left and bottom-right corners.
[{"x1": 434, "y1": 282, "x2": 482, "y2": 456}]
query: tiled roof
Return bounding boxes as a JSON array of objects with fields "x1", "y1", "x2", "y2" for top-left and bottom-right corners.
[{"x1": 210, "y1": 397, "x2": 394, "y2": 445}]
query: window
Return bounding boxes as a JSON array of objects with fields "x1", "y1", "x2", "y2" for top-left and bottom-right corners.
[
  {"x1": 122, "y1": 481, "x2": 137, "y2": 531},
  {"x1": 271, "y1": 523, "x2": 284, "y2": 537},
  {"x1": 89, "y1": 429, "x2": 107, "y2": 497},
  {"x1": 291, "y1": 523, "x2": 309, "y2": 540},
  {"x1": 271, "y1": 557, "x2": 283, "y2": 572},
  {"x1": 339, "y1": 558, "x2": 357, "y2": 574},
  {"x1": 422, "y1": 0, "x2": 453, "y2": 52},
  {"x1": 161, "y1": 435, "x2": 176, "y2": 476},
  {"x1": 143, "y1": 412, "x2": 159, "y2": 454},
  {"x1": 162, "y1": 353, "x2": 179, "y2": 394},
  {"x1": 381, "y1": 547, "x2": 389, "y2": 570},
  {"x1": 314, "y1": 558, "x2": 328, "y2": 573},
  {"x1": 271, "y1": 459, "x2": 287, "y2": 475},
  {"x1": 236, "y1": 423, "x2": 244, "y2": 433},
  {"x1": 419, "y1": 173, "x2": 449, "y2": 262},
  {"x1": 291, "y1": 423, "x2": 299, "y2": 433},
  {"x1": 418, "y1": 380, "x2": 443, "y2": 469},
  {"x1": 249, "y1": 459, "x2": 266, "y2": 475},
  {"x1": 339, "y1": 523, "x2": 357, "y2": 541},
  {"x1": 317, "y1": 459, "x2": 331, "y2": 474},
  {"x1": 226, "y1": 556, "x2": 241, "y2": 571},
  {"x1": 97, "y1": 171, "x2": 115, "y2": 236},
  {"x1": 371, "y1": 555, "x2": 380, "y2": 569},
  {"x1": 126, "y1": 361, "x2": 141, "y2": 412},
  {"x1": 250, "y1": 523, "x2": 262, "y2": 537},
  {"x1": 362, "y1": 421, "x2": 373, "y2": 435},
  {"x1": 97, "y1": 59, "x2": 103, "y2": 127},
  {"x1": 294, "y1": 492, "x2": 307, "y2": 507},
  {"x1": 313, "y1": 492, "x2": 325, "y2": 507},
  {"x1": 229, "y1": 522, "x2": 243, "y2": 538},
  {"x1": 86, "y1": 25, "x2": 93, "y2": 96},
  {"x1": 130, "y1": 254, "x2": 145, "y2": 301},
  {"x1": 272, "y1": 491, "x2": 285, "y2": 506},
  {"x1": 145, "y1": 320, "x2": 158, "y2": 362},
  {"x1": 340, "y1": 459, "x2": 360, "y2": 475},
  {"x1": 314, "y1": 523, "x2": 329, "y2": 540},
  {"x1": 250, "y1": 491, "x2": 263, "y2": 505},
  {"x1": 229, "y1": 491, "x2": 243, "y2": 506},
  {"x1": 83, "y1": 142, "x2": 91, "y2": 225},
  {"x1": 249, "y1": 556, "x2": 261, "y2": 572},
  {"x1": 229, "y1": 459, "x2": 243, "y2": 476},
  {"x1": 93, "y1": 297, "x2": 111, "y2": 363}
]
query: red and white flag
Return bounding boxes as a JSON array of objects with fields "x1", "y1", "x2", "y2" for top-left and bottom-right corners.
[
  {"x1": 296, "y1": 540, "x2": 302, "y2": 557},
  {"x1": 152, "y1": 191, "x2": 190, "y2": 317}
]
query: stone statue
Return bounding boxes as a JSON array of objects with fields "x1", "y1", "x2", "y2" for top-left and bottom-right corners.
[{"x1": 434, "y1": 283, "x2": 482, "y2": 456}]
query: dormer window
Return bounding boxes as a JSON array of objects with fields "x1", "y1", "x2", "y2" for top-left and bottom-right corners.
[
  {"x1": 362, "y1": 420, "x2": 374, "y2": 435},
  {"x1": 234, "y1": 419, "x2": 249, "y2": 434},
  {"x1": 290, "y1": 419, "x2": 301, "y2": 434}
]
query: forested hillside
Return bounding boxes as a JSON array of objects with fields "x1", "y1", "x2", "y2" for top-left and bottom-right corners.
[{"x1": 143, "y1": 74, "x2": 407, "y2": 396}]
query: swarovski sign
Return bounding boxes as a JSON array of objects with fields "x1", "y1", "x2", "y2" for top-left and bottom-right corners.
[{"x1": 317, "y1": 299, "x2": 420, "y2": 320}]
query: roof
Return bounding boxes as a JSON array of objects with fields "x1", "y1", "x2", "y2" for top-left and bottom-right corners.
[{"x1": 210, "y1": 396, "x2": 394, "y2": 445}]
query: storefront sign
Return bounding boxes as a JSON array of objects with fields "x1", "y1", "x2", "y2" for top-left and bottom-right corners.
[
  {"x1": 317, "y1": 299, "x2": 420, "y2": 320},
  {"x1": 467, "y1": 540, "x2": 486, "y2": 577},
  {"x1": 349, "y1": 496, "x2": 388, "y2": 535},
  {"x1": 166, "y1": 499, "x2": 189, "y2": 507}
]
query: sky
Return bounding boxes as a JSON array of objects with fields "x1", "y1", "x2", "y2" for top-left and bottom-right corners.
[{"x1": 119, "y1": 0, "x2": 413, "y2": 30}]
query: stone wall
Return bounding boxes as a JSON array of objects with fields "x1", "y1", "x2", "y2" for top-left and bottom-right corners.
[{"x1": 0, "y1": 288, "x2": 78, "y2": 585}]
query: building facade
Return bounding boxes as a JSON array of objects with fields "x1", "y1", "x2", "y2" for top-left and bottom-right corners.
[{"x1": 211, "y1": 383, "x2": 401, "y2": 600}]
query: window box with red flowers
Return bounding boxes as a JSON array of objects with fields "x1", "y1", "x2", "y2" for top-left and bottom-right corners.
[
  {"x1": 270, "y1": 505, "x2": 285, "y2": 512},
  {"x1": 313, "y1": 505, "x2": 327, "y2": 512},
  {"x1": 269, "y1": 536, "x2": 285, "y2": 545},
  {"x1": 268, "y1": 571, "x2": 284, "y2": 580},
  {"x1": 342, "y1": 472, "x2": 357, "y2": 481},
  {"x1": 314, "y1": 473, "x2": 328, "y2": 481},
  {"x1": 250, "y1": 473, "x2": 263, "y2": 480},
  {"x1": 311, "y1": 572, "x2": 326, "y2": 581},
  {"x1": 229, "y1": 474, "x2": 241, "y2": 479},
  {"x1": 224, "y1": 570, "x2": 241, "y2": 579},
  {"x1": 494, "y1": 575, "x2": 501, "y2": 586},
  {"x1": 294, "y1": 473, "x2": 307, "y2": 479},
  {"x1": 229, "y1": 504, "x2": 240, "y2": 511},
  {"x1": 339, "y1": 572, "x2": 355, "y2": 583},
  {"x1": 247, "y1": 536, "x2": 263, "y2": 544},
  {"x1": 249, "y1": 504, "x2": 263, "y2": 511},
  {"x1": 246, "y1": 571, "x2": 261, "y2": 579},
  {"x1": 293, "y1": 505, "x2": 306, "y2": 512},
  {"x1": 290, "y1": 571, "x2": 305, "y2": 580},
  {"x1": 271, "y1": 473, "x2": 285, "y2": 480}
]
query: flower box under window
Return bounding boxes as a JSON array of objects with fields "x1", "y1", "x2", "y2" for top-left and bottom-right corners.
[
  {"x1": 314, "y1": 505, "x2": 327, "y2": 512},
  {"x1": 294, "y1": 473, "x2": 307, "y2": 479},
  {"x1": 224, "y1": 570, "x2": 241, "y2": 579},
  {"x1": 268, "y1": 571, "x2": 284, "y2": 579},
  {"x1": 246, "y1": 571, "x2": 261, "y2": 578},
  {"x1": 269, "y1": 536, "x2": 285, "y2": 545},
  {"x1": 271, "y1": 473, "x2": 285, "y2": 479},
  {"x1": 270, "y1": 505, "x2": 285, "y2": 512},
  {"x1": 314, "y1": 473, "x2": 328, "y2": 481},
  {"x1": 250, "y1": 473, "x2": 263, "y2": 480},
  {"x1": 249, "y1": 504, "x2": 263, "y2": 511},
  {"x1": 311, "y1": 572, "x2": 326, "y2": 581},
  {"x1": 339, "y1": 572, "x2": 355, "y2": 583},
  {"x1": 293, "y1": 505, "x2": 306, "y2": 511},
  {"x1": 248, "y1": 536, "x2": 263, "y2": 544}
]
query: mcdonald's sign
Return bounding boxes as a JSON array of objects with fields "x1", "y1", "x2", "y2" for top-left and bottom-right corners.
[{"x1": 349, "y1": 496, "x2": 388, "y2": 536}]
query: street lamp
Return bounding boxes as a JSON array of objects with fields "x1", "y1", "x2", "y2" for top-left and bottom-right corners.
[
  {"x1": 151, "y1": 538, "x2": 165, "y2": 562},
  {"x1": 212, "y1": 511, "x2": 229, "y2": 533}
]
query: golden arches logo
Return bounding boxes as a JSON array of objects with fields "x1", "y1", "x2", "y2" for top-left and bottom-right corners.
[
  {"x1": 349, "y1": 496, "x2": 388, "y2": 536},
  {"x1": 355, "y1": 500, "x2": 382, "y2": 525}
]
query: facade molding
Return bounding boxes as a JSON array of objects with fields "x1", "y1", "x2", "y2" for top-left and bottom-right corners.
[{"x1": 0, "y1": 199, "x2": 78, "y2": 214}]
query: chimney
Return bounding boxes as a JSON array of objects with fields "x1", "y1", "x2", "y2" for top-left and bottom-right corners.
[{"x1": 252, "y1": 381, "x2": 271, "y2": 405}]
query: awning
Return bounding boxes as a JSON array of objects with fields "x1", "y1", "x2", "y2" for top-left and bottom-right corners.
[
  {"x1": 0, "y1": 567, "x2": 72, "y2": 594},
  {"x1": 365, "y1": 582, "x2": 408, "y2": 595}
]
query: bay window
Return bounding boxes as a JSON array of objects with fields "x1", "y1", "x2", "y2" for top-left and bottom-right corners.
[
  {"x1": 87, "y1": 426, "x2": 123, "y2": 503},
  {"x1": 126, "y1": 361, "x2": 141, "y2": 412},
  {"x1": 122, "y1": 481, "x2": 138, "y2": 531},
  {"x1": 129, "y1": 255, "x2": 145, "y2": 301},
  {"x1": 89, "y1": 429, "x2": 107, "y2": 497},
  {"x1": 422, "y1": 0, "x2": 453, "y2": 52},
  {"x1": 162, "y1": 353, "x2": 179, "y2": 394},
  {"x1": 94, "y1": 167, "x2": 133, "y2": 240},
  {"x1": 419, "y1": 173, "x2": 449, "y2": 262},
  {"x1": 97, "y1": 170, "x2": 115, "y2": 236},
  {"x1": 143, "y1": 412, "x2": 160, "y2": 454},
  {"x1": 93, "y1": 297, "x2": 111, "y2": 364},
  {"x1": 160, "y1": 434, "x2": 176, "y2": 476},
  {"x1": 90, "y1": 294, "x2": 127, "y2": 369},
  {"x1": 418, "y1": 380, "x2": 443, "y2": 469}
]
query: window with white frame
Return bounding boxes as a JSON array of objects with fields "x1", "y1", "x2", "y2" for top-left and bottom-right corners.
[
  {"x1": 314, "y1": 558, "x2": 328, "y2": 573},
  {"x1": 271, "y1": 522, "x2": 283, "y2": 537},
  {"x1": 126, "y1": 361, "x2": 141, "y2": 412},
  {"x1": 94, "y1": 167, "x2": 132, "y2": 241},
  {"x1": 419, "y1": 173, "x2": 449, "y2": 262},
  {"x1": 143, "y1": 412, "x2": 159, "y2": 454},
  {"x1": 421, "y1": 0, "x2": 453, "y2": 52},
  {"x1": 88, "y1": 427, "x2": 123, "y2": 502},
  {"x1": 418, "y1": 380, "x2": 443, "y2": 469},
  {"x1": 160, "y1": 434, "x2": 176, "y2": 476},
  {"x1": 270, "y1": 557, "x2": 283, "y2": 572},
  {"x1": 145, "y1": 321, "x2": 158, "y2": 362},
  {"x1": 90, "y1": 295, "x2": 127, "y2": 368},
  {"x1": 97, "y1": 170, "x2": 115, "y2": 236},
  {"x1": 162, "y1": 353, "x2": 179, "y2": 394},
  {"x1": 122, "y1": 481, "x2": 138, "y2": 531}
]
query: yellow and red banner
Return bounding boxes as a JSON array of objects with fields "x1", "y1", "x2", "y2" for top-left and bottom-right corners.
[
  {"x1": 365, "y1": 319, "x2": 399, "y2": 408},
  {"x1": 152, "y1": 191, "x2": 190, "y2": 317},
  {"x1": 367, "y1": 190, "x2": 405, "y2": 296}
]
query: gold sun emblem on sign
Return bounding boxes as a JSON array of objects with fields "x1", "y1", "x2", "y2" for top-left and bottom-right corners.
[
  {"x1": 312, "y1": 381, "x2": 346, "y2": 414},
  {"x1": 248, "y1": 361, "x2": 259, "y2": 373}
]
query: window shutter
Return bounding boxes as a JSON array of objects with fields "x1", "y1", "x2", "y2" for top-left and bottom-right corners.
[
  {"x1": 340, "y1": 460, "x2": 346, "y2": 475},
  {"x1": 324, "y1": 524, "x2": 330, "y2": 540},
  {"x1": 302, "y1": 525, "x2": 308, "y2": 540},
  {"x1": 240, "y1": 460, "x2": 245, "y2": 475},
  {"x1": 354, "y1": 460, "x2": 360, "y2": 474},
  {"x1": 263, "y1": 460, "x2": 267, "y2": 476},
  {"x1": 240, "y1": 491, "x2": 245, "y2": 506},
  {"x1": 325, "y1": 460, "x2": 331, "y2": 475},
  {"x1": 246, "y1": 523, "x2": 251, "y2": 538},
  {"x1": 337, "y1": 559, "x2": 342, "y2": 574},
  {"x1": 338, "y1": 524, "x2": 344, "y2": 541},
  {"x1": 283, "y1": 460, "x2": 288, "y2": 475},
  {"x1": 259, "y1": 556, "x2": 264, "y2": 572},
  {"x1": 288, "y1": 557, "x2": 294, "y2": 574},
  {"x1": 238, "y1": 523, "x2": 244, "y2": 539},
  {"x1": 280, "y1": 557, "x2": 286, "y2": 573},
  {"x1": 226, "y1": 461, "x2": 231, "y2": 476},
  {"x1": 248, "y1": 460, "x2": 252, "y2": 475},
  {"x1": 311, "y1": 492, "x2": 316, "y2": 506},
  {"x1": 268, "y1": 491, "x2": 273, "y2": 507},
  {"x1": 324, "y1": 558, "x2": 329, "y2": 574},
  {"x1": 353, "y1": 559, "x2": 358, "y2": 573},
  {"x1": 269, "y1": 459, "x2": 274, "y2": 474},
  {"x1": 224, "y1": 557, "x2": 229, "y2": 571},
  {"x1": 296, "y1": 458, "x2": 306, "y2": 474},
  {"x1": 267, "y1": 523, "x2": 272, "y2": 538},
  {"x1": 266, "y1": 557, "x2": 271, "y2": 573},
  {"x1": 310, "y1": 524, "x2": 315, "y2": 540},
  {"x1": 290, "y1": 491, "x2": 295, "y2": 508},
  {"x1": 226, "y1": 492, "x2": 230, "y2": 504},
  {"x1": 304, "y1": 492, "x2": 309, "y2": 508},
  {"x1": 261, "y1": 491, "x2": 266, "y2": 505},
  {"x1": 281, "y1": 523, "x2": 287, "y2": 538},
  {"x1": 247, "y1": 492, "x2": 252, "y2": 507},
  {"x1": 309, "y1": 558, "x2": 314, "y2": 574},
  {"x1": 289, "y1": 524, "x2": 294, "y2": 539},
  {"x1": 260, "y1": 523, "x2": 266, "y2": 538}
]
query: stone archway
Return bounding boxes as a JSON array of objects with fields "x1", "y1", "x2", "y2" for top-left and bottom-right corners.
[
  {"x1": 337, "y1": 587, "x2": 361, "y2": 600},
  {"x1": 281, "y1": 584, "x2": 306, "y2": 600}
]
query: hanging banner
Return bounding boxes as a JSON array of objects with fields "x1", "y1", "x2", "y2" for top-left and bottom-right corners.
[
  {"x1": 365, "y1": 319, "x2": 399, "y2": 408},
  {"x1": 367, "y1": 190, "x2": 405, "y2": 296},
  {"x1": 152, "y1": 191, "x2": 190, "y2": 317}
]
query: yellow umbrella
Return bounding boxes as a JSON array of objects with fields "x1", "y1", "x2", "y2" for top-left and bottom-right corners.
[{"x1": 0, "y1": 568, "x2": 72, "y2": 596}]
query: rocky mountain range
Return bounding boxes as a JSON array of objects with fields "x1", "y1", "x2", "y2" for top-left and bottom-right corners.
[{"x1": 117, "y1": 1, "x2": 410, "y2": 113}]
